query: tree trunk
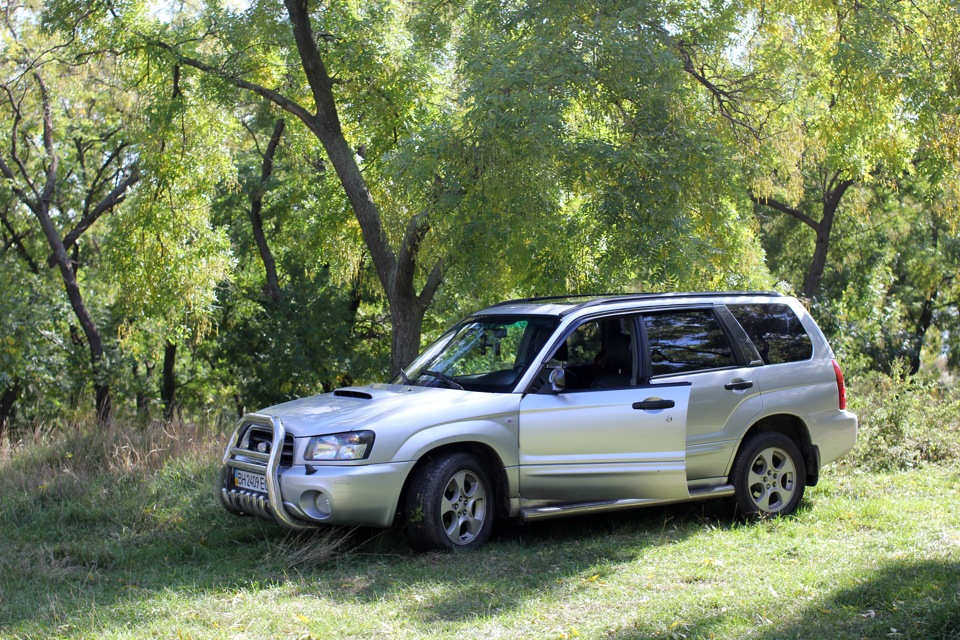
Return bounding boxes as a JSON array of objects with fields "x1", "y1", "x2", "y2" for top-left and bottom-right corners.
[
  {"x1": 802, "y1": 227, "x2": 831, "y2": 299},
  {"x1": 800, "y1": 179, "x2": 853, "y2": 299},
  {"x1": 908, "y1": 290, "x2": 938, "y2": 375},
  {"x1": 161, "y1": 340, "x2": 177, "y2": 422},
  {"x1": 753, "y1": 176, "x2": 854, "y2": 300},
  {"x1": 0, "y1": 72, "x2": 128, "y2": 427},
  {"x1": 390, "y1": 296, "x2": 427, "y2": 376},
  {"x1": 249, "y1": 118, "x2": 285, "y2": 304},
  {"x1": 133, "y1": 360, "x2": 154, "y2": 420},
  {"x1": 37, "y1": 209, "x2": 112, "y2": 425},
  {"x1": 0, "y1": 380, "x2": 21, "y2": 443},
  {"x1": 282, "y1": 0, "x2": 443, "y2": 375}
]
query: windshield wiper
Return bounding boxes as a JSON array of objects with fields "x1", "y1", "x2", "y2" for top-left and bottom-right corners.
[
  {"x1": 421, "y1": 370, "x2": 465, "y2": 390},
  {"x1": 399, "y1": 368, "x2": 411, "y2": 385}
]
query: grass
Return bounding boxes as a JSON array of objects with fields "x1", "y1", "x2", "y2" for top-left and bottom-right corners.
[{"x1": 1, "y1": 424, "x2": 959, "y2": 639}]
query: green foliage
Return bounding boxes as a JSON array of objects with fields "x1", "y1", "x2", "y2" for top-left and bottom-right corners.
[
  {"x1": 412, "y1": 0, "x2": 773, "y2": 299},
  {"x1": 0, "y1": 257, "x2": 74, "y2": 424},
  {"x1": 804, "y1": 165, "x2": 960, "y2": 375},
  {"x1": 210, "y1": 266, "x2": 388, "y2": 412},
  {"x1": 104, "y1": 30, "x2": 238, "y2": 344},
  {"x1": 845, "y1": 362, "x2": 960, "y2": 471},
  {"x1": 1, "y1": 0, "x2": 958, "y2": 428}
]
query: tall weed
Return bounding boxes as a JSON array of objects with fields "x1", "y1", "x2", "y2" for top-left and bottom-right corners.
[{"x1": 845, "y1": 361, "x2": 960, "y2": 470}]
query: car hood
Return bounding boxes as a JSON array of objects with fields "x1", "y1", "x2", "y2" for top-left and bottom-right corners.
[{"x1": 255, "y1": 384, "x2": 518, "y2": 437}]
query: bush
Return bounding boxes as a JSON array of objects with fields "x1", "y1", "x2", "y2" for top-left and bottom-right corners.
[{"x1": 844, "y1": 361, "x2": 960, "y2": 471}]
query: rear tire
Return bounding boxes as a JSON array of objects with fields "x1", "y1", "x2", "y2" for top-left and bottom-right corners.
[
  {"x1": 405, "y1": 453, "x2": 494, "y2": 552},
  {"x1": 731, "y1": 432, "x2": 806, "y2": 518}
]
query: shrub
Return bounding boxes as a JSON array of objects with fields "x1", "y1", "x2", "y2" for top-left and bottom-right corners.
[{"x1": 844, "y1": 361, "x2": 960, "y2": 471}]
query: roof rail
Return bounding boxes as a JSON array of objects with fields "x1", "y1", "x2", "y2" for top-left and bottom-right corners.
[
  {"x1": 488, "y1": 291, "x2": 784, "y2": 314},
  {"x1": 572, "y1": 290, "x2": 783, "y2": 311},
  {"x1": 487, "y1": 293, "x2": 613, "y2": 308}
]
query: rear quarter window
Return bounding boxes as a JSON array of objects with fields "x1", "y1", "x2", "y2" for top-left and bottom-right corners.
[{"x1": 727, "y1": 304, "x2": 813, "y2": 364}]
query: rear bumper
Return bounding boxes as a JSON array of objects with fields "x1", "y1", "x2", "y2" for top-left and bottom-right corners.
[{"x1": 812, "y1": 409, "x2": 858, "y2": 465}]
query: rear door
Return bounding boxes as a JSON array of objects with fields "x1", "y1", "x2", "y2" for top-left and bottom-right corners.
[
  {"x1": 518, "y1": 314, "x2": 690, "y2": 502},
  {"x1": 640, "y1": 307, "x2": 764, "y2": 481}
]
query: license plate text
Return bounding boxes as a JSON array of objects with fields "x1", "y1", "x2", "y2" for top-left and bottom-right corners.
[{"x1": 235, "y1": 469, "x2": 268, "y2": 493}]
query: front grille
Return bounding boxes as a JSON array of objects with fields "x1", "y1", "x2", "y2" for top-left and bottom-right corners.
[
  {"x1": 221, "y1": 420, "x2": 277, "y2": 520},
  {"x1": 232, "y1": 425, "x2": 294, "y2": 467}
]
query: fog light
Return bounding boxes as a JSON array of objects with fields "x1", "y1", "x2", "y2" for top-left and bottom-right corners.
[{"x1": 314, "y1": 492, "x2": 332, "y2": 519}]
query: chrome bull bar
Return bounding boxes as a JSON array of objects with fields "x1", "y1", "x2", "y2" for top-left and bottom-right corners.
[{"x1": 219, "y1": 413, "x2": 311, "y2": 530}]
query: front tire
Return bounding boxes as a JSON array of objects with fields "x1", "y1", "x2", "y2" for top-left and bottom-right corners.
[
  {"x1": 405, "y1": 453, "x2": 494, "y2": 552},
  {"x1": 731, "y1": 433, "x2": 806, "y2": 518}
]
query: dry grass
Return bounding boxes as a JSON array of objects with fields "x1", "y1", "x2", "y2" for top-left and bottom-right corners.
[{"x1": 0, "y1": 418, "x2": 224, "y2": 498}]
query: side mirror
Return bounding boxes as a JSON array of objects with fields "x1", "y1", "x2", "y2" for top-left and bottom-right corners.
[{"x1": 547, "y1": 368, "x2": 566, "y2": 393}]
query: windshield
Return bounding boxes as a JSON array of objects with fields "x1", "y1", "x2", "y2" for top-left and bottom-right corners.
[{"x1": 397, "y1": 315, "x2": 560, "y2": 393}]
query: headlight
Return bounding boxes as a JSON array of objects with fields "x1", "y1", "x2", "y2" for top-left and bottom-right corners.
[{"x1": 304, "y1": 431, "x2": 375, "y2": 461}]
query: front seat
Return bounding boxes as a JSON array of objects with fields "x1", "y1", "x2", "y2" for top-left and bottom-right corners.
[{"x1": 591, "y1": 330, "x2": 633, "y2": 388}]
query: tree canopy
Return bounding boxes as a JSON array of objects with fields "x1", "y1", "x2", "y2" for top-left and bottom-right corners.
[{"x1": 0, "y1": 0, "x2": 957, "y2": 430}]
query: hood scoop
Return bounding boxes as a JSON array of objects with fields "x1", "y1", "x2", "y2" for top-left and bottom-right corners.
[{"x1": 333, "y1": 388, "x2": 374, "y2": 400}]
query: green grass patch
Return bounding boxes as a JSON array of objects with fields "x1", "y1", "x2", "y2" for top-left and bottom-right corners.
[{"x1": 2, "y1": 425, "x2": 959, "y2": 639}]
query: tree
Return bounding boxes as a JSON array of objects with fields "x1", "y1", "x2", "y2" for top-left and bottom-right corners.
[
  {"x1": 74, "y1": 0, "x2": 771, "y2": 378},
  {"x1": 0, "y1": 4, "x2": 141, "y2": 424},
  {"x1": 677, "y1": 0, "x2": 950, "y2": 300},
  {"x1": 121, "y1": 0, "x2": 443, "y2": 375},
  {"x1": 205, "y1": 104, "x2": 381, "y2": 414}
]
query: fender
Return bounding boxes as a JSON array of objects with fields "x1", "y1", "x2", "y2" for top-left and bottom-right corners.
[{"x1": 394, "y1": 418, "x2": 520, "y2": 468}]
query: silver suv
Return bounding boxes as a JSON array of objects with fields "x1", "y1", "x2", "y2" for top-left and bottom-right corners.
[{"x1": 219, "y1": 292, "x2": 857, "y2": 551}]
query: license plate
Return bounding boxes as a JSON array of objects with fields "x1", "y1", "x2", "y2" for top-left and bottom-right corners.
[{"x1": 235, "y1": 469, "x2": 268, "y2": 494}]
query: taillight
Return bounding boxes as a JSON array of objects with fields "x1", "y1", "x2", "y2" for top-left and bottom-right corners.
[{"x1": 832, "y1": 359, "x2": 847, "y2": 410}]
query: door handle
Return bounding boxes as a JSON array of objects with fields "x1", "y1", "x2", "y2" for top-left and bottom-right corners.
[
  {"x1": 724, "y1": 380, "x2": 754, "y2": 391},
  {"x1": 633, "y1": 399, "x2": 675, "y2": 410}
]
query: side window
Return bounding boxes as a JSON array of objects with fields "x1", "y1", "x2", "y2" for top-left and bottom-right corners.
[
  {"x1": 561, "y1": 321, "x2": 602, "y2": 368},
  {"x1": 727, "y1": 304, "x2": 813, "y2": 364},
  {"x1": 548, "y1": 316, "x2": 636, "y2": 390},
  {"x1": 644, "y1": 310, "x2": 736, "y2": 376}
]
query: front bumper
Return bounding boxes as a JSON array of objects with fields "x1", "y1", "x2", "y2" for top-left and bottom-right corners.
[{"x1": 219, "y1": 413, "x2": 413, "y2": 529}]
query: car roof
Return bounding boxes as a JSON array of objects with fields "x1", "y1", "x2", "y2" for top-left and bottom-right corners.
[{"x1": 477, "y1": 291, "x2": 788, "y2": 318}]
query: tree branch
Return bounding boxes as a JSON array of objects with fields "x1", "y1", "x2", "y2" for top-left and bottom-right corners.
[
  {"x1": 248, "y1": 118, "x2": 285, "y2": 303},
  {"x1": 34, "y1": 73, "x2": 58, "y2": 209},
  {"x1": 395, "y1": 208, "x2": 430, "y2": 301},
  {"x1": 750, "y1": 192, "x2": 820, "y2": 230},
  {"x1": 676, "y1": 40, "x2": 763, "y2": 139},
  {"x1": 419, "y1": 258, "x2": 444, "y2": 310},
  {"x1": 0, "y1": 84, "x2": 40, "y2": 207},
  {"x1": 145, "y1": 37, "x2": 321, "y2": 136},
  {"x1": 282, "y1": 0, "x2": 342, "y2": 135},
  {"x1": 58, "y1": 163, "x2": 140, "y2": 256},
  {"x1": 0, "y1": 205, "x2": 40, "y2": 274}
]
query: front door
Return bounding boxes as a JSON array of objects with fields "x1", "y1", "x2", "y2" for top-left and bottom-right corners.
[{"x1": 518, "y1": 314, "x2": 690, "y2": 503}]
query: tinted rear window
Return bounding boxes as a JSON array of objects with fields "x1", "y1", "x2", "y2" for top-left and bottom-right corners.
[
  {"x1": 727, "y1": 304, "x2": 813, "y2": 364},
  {"x1": 643, "y1": 310, "x2": 737, "y2": 376}
]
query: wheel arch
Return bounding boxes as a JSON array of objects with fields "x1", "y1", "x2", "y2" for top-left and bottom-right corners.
[
  {"x1": 737, "y1": 413, "x2": 821, "y2": 486},
  {"x1": 397, "y1": 441, "x2": 511, "y2": 524}
]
